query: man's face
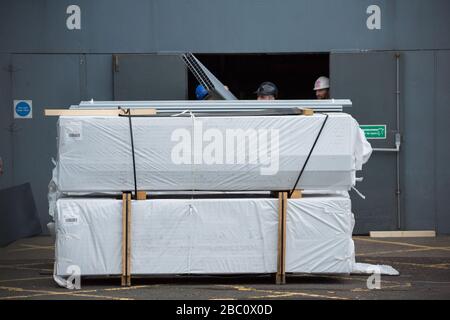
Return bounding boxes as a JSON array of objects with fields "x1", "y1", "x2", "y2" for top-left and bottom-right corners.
[
  {"x1": 257, "y1": 95, "x2": 275, "y2": 100},
  {"x1": 315, "y1": 89, "x2": 329, "y2": 100}
]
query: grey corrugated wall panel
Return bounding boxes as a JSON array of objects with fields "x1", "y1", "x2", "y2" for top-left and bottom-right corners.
[
  {"x1": 0, "y1": 54, "x2": 12, "y2": 189},
  {"x1": 402, "y1": 51, "x2": 436, "y2": 230},
  {"x1": 1, "y1": 0, "x2": 450, "y2": 54},
  {"x1": 435, "y1": 51, "x2": 450, "y2": 235}
]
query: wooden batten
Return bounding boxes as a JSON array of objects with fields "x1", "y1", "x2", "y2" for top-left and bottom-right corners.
[
  {"x1": 276, "y1": 192, "x2": 288, "y2": 285},
  {"x1": 136, "y1": 191, "x2": 147, "y2": 200},
  {"x1": 121, "y1": 192, "x2": 132, "y2": 286},
  {"x1": 302, "y1": 108, "x2": 314, "y2": 116},
  {"x1": 44, "y1": 108, "x2": 156, "y2": 117}
]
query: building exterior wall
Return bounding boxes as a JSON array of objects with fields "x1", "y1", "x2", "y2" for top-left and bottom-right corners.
[{"x1": 0, "y1": 0, "x2": 449, "y2": 233}]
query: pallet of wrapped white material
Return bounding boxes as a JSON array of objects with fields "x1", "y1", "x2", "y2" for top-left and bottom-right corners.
[
  {"x1": 53, "y1": 195, "x2": 355, "y2": 283},
  {"x1": 52, "y1": 113, "x2": 371, "y2": 193}
]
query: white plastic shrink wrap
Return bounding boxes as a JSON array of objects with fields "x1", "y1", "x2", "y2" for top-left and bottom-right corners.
[
  {"x1": 53, "y1": 113, "x2": 371, "y2": 193},
  {"x1": 54, "y1": 195, "x2": 355, "y2": 277}
]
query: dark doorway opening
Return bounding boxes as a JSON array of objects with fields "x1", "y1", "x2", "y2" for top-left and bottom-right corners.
[{"x1": 188, "y1": 53, "x2": 329, "y2": 100}]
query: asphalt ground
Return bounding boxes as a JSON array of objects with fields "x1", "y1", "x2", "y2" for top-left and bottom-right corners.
[{"x1": 0, "y1": 236, "x2": 449, "y2": 300}]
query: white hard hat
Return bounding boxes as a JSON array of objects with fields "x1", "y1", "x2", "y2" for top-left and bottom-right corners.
[{"x1": 313, "y1": 76, "x2": 330, "y2": 90}]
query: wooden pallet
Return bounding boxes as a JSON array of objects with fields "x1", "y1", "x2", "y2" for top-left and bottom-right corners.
[
  {"x1": 120, "y1": 191, "x2": 148, "y2": 286},
  {"x1": 119, "y1": 189, "x2": 303, "y2": 286},
  {"x1": 276, "y1": 192, "x2": 288, "y2": 284},
  {"x1": 121, "y1": 193, "x2": 132, "y2": 286}
]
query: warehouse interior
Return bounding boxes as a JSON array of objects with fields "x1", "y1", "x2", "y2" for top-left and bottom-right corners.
[{"x1": 187, "y1": 54, "x2": 329, "y2": 100}]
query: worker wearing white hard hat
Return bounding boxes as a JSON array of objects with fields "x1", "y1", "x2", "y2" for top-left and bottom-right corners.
[{"x1": 314, "y1": 76, "x2": 330, "y2": 100}]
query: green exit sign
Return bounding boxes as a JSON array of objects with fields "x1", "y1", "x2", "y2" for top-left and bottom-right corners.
[{"x1": 360, "y1": 125, "x2": 387, "y2": 139}]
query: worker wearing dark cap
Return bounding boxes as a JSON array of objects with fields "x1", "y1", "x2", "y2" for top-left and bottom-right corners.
[{"x1": 255, "y1": 82, "x2": 278, "y2": 100}]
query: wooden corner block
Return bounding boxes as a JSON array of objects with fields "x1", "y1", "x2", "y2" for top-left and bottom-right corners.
[
  {"x1": 302, "y1": 108, "x2": 314, "y2": 116},
  {"x1": 136, "y1": 191, "x2": 147, "y2": 200},
  {"x1": 290, "y1": 190, "x2": 303, "y2": 199}
]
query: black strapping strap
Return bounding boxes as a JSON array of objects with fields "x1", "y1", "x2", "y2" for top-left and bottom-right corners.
[
  {"x1": 119, "y1": 107, "x2": 138, "y2": 199},
  {"x1": 289, "y1": 114, "x2": 329, "y2": 198}
]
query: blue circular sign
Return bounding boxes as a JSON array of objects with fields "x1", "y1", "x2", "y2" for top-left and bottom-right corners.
[{"x1": 16, "y1": 101, "x2": 31, "y2": 117}]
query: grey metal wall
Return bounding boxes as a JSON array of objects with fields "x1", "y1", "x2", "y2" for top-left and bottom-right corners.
[
  {"x1": 0, "y1": 0, "x2": 449, "y2": 234},
  {"x1": 330, "y1": 50, "x2": 450, "y2": 234},
  {"x1": 9, "y1": 54, "x2": 79, "y2": 231},
  {"x1": 401, "y1": 51, "x2": 450, "y2": 233},
  {"x1": 435, "y1": 52, "x2": 450, "y2": 234},
  {"x1": 0, "y1": 54, "x2": 113, "y2": 231},
  {"x1": 113, "y1": 54, "x2": 187, "y2": 100},
  {"x1": 1, "y1": 0, "x2": 450, "y2": 54},
  {"x1": 0, "y1": 54, "x2": 13, "y2": 190},
  {"x1": 330, "y1": 52, "x2": 398, "y2": 234}
]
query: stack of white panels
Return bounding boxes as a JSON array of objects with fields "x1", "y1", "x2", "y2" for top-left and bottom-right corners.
[
  {"x1": 53, "y1": 113, "x2": 371, "y2": 192},
  {"x1": 54, "y1": 195, "x2": 355, "y2": 276}
]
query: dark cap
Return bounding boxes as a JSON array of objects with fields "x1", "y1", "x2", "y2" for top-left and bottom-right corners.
[{"x1": 255, "y1": 82, "x2": 278, "y2": 97}]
